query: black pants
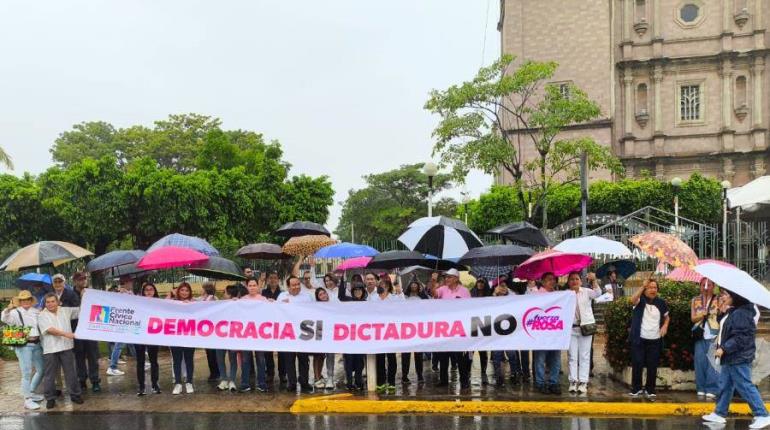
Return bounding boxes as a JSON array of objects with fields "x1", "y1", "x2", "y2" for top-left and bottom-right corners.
[
  {"x1": 205, "y1": 348, "x2": 219, "y2": 380},
  {"x1": 266, "y1": 351, "x2": 287, "y2": 383},
  {"x1": 631, "y1": 338, "x2": 662, "y2": 394},
  {"x1": 438, "y1": 352, "x2": 471, "y2": 386},
  {"x1": 281, "y1": 352, "x2": 309, "y2": 388},
  {"x1": 73, "y1": 339, "x2": 100, "y2": 384},
  {"x1": 171, "y1": 347, "x2": 195, "y2": 384},
  {"x1": 401, "y1": 352, "x2": 423, "y2": 381},
  {"x1": 343, "y1": 354, "x2": 364, "y2": 387},
  {"x1": 135, "y1": 344, "x2": 159, "y2": 390},
  {"x1": 478, "y1": 351, "x2": 489, "y2": 375},
  {"x1": 376, "y1": 353, "x2": 397, "y2": 386}
]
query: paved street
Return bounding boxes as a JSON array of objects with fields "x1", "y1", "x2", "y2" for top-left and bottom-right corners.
[{"x1": 0, "y1": 413, "x2": 756, "y2": 430}]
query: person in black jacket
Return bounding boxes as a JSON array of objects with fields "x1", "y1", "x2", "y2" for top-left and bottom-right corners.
[
  {"x1": 338, "y1": 280, "x2": 367, "y2": 390},
  {"x1": 401, "y1": 279, "x2": 429, "y2": 384},
  {"x1": 702, "y1": 289, "x2": 770, "y2": 428},
  {"x1": 70, "y1": 272, "x2": 100, "y2": 393}
]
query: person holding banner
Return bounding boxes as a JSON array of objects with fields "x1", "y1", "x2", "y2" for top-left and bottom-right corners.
[
  {"x1": 471, "y1": 278, "x2": 493, "y2": 386},
  {"x1": 169, "y1": 282, "x2": 196, "y2": 395},
  {"x1": 401, "y1": 279, "x2": 429, "y2": 385},
  {"x1": 321, "y1": 274, "x2": 339, "y2": 390},
  {"x1": 217, "y1": 285, "x2": 242, "y2": 392},
  {"x1": 71, "y1": 272, "x2": 101, "y2": 394},
  {"x1": 566, "y1": 271, "x2": 601, "y2": 395},
  {"x1": 338, "y1": 280, "x2": 367, "y2": 390},
  {"x1": 2, "y1": 290, "x2": 45, "y2": 410},
  {"x1": 261, "y1": 271, "x2": 285, "y2": 386},
  {"x1": 135, "y1": 283, "x2": 161, "y2": 396},
  {"x1": 312, "y1": 287, "x2": 332, "y2": 390},
  {"x1": 240, "y1": 278, "x2": 270, "y2": 393},
  {"x1": 38, "y1": 293, "x2": 83, "y2": 409},
  {"x1": 373, "y1": 276, "x2": 404, "y2": 393},
  {"x1": 434, "y1": 268, "x2": 472, "y2": 390},
  {"x1": 533, "y1": 272, "x2": 562, "y2": 395},
  {"x1": 277, "y1": 275, "x2": 314, "y2": 393},
  {"x1": 363, "y1": 272, "x2": 379, "y2": 301},
  {"x1": 490, "y1": 283, "x2": 517, "y2": 388}
]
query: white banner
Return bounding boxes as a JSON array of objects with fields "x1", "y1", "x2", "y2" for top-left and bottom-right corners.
[{"x1": 75, "y1": 289, "x2": 576, "y2": 353}]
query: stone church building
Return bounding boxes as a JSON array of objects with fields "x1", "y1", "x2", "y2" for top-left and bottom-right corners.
[{"x1": 497, "y1": 0, "x2": 770, "y2": 186}]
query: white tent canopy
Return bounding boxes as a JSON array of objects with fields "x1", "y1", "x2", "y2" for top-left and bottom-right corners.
[{"x1": 728, "y1": 175, "x2": 770, "y2": 209}]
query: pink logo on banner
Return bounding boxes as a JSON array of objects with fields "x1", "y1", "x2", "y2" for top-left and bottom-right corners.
[{"x1": 522, "y1": 306, "x2": 564, "y2": 338}]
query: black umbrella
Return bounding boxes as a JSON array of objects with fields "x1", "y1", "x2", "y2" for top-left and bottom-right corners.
[
  {"x1": 596, "y1": 260, "x2": 637, "y2": 280},
  {"x1": 458, "y1": 244, "x2": 534, "y2": 267},
  {"x1": 423, "y1": 255, "x2": 468, "y2": 271},
  {"x1": 275, "y1": 221, "x2": 330, "y2": 238},
  {"x1": 236, "y1": 243, "x2": 291, "y2": 260},
  {"x1": 366, "y1": 250, "x2": 429, "y2": 270},
  {"x1": 486, "y1": 221, "x2": 551, "y2": 248},
  {"x1": 397, "y1": 216, "x2": 483, "y2": 259},
  {"x1": 86, "y1": 250, "x2": 146, "y2": 273},
  {"x1": 187, "y1": 256, "x2": 246, "y2": 281}
]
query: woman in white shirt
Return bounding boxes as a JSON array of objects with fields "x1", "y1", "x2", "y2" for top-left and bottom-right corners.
[
  {"x1": 373, "y1": 276, "x2": 403, "y2": 393},
  {"x1": 1, "y1": 290, "x2": 45, "y2": 410},
  {"x1": 566, "y1": 271, "x2": 602, "y2": 395}
]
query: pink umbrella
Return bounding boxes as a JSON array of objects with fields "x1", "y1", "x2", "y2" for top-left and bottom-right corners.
[
  {"x1": 666, "y1": 259, "x2": 735, "y2": 283},
  {"x1": 335, "y1": 256, "x2": 372, "y2": 271},
  {"x1": 513, "y1": 249, "x2": 593, "y2": 281},
  {"x1": 136, "y1": 246, "x2": 209, "y2": 270}
]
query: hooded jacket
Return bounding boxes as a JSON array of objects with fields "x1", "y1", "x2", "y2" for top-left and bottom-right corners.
[{"x1": 719, "y1": 303, "x2": 758, "y2": 366}]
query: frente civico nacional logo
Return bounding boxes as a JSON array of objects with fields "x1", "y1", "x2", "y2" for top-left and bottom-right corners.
[{"x1": 88, "y1": 304, "x2": 141, "y2": 334}]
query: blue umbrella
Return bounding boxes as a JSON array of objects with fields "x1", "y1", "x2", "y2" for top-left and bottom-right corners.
[
  {"x1": 314, "y1": 243, "x2": 379, "y2": 259},
  {"x1": 86, "y1": 250, "x2": 146, "y2": 273},
  {"x1": 16, "y1": 273, "x2": 53, "y2": 308},
  {"x1": 147, "y1": 233, "x2": 220, "y2": 257},
  {"x1": 596, "y1": 260, "x2": 637, "y2": 280}
]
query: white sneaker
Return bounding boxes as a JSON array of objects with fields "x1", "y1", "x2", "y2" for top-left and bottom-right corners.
[
  {"x1": 185, "y1": 383, "x2": 194, "y2": 394},
  {"x1": 568, "y1": 382, "x2": 577, "y2": 393},
  {"x1": 750, "y1": 416, "x2": 770, "y2": 429},
  {"x1": 577, "y1": 382, "x2": 587, "y2": 394},
  {"x1": 106, "y1": 368, "x2": 125, "y2": 376},
  {"x1": 697, "y1": 391, "x2": 706, "y2": 396},
  {"x1": 228, "y1": 381, "x2": 237, "y2": 392},
  {"x1": 172, "y1": 384, "x2": 183, "y2": 395},
  {"x1": 314, "y1": 378, "x2": 325, "y2": 389},
  {"x1": 217, "y1": 380, "x2": 229, "y2": 391},
  {"x1": 24, "y1": 399, "x2": 40, "y2": 410},
  {"x1": 702, "y1": 413, "x2": 727, "y2": 424},
  {"x1": 325, "y1": 379, "x2": 335, "y2": 390},
  {"x1": 28, "y1": 394, "x2": 44, "y2": 402},
  {"x1": 705, "y1": 393, "x2": 716, "y2": 400}
]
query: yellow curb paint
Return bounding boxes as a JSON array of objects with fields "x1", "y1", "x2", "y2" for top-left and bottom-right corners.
[{"x1": 290, "y1": 398, "x2": 768, "y2": 417}]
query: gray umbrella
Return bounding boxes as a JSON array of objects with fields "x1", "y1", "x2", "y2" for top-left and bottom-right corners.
[
  {"x1": 187, "y1": 256, "x2": 246, "y2": 281},
  {"x1": 275, "y1": 221, "x2": 331, "y2": 238},
  {"x1": 236, "y1": 243, "x2": 291, "y2": 260}
]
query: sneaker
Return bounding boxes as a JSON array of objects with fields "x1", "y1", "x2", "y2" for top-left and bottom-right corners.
[
  {"x1": 106, "y1": 368, "x2": 125, "y2": 376},
  {"x1": 568, "y1": 382, "x2": 578, "y2": 393},
  {"x1": 629, "y1": 389, "x2": 644, "y2": 397},
  {"x1": 300, "y1": 384, "x2": 314, "y2": 394},
  {"x1": 325, "y1": 379, "x2": 334, "y2": 390},
  {"x1": 645, "y1": 391, "x2": 657, "y2": 398},
  {"x1": 705, "y1": 393, "x2": 716, "y2": 400},
  {"x1": 239, "y1": 387, "x2": 252, "y2": 393},
  {"x1": 137, "y1": 388, "x2": 146, "y2": 397},
  {"x1": 172, "y1": 384, "x2": 183, "y2": 395},
  {"x1": 548, "y1": 384, "x2": 562, "y2": 395},
  {"x1": 697, "y1": 391, "x2": 706, "y2": 396},
  {"x1": 577, "y1": 383, "x2": 587, "y2": 394},
  {"x1": 228, "y1": 381, "x2": 237, "y2": 392},
  {"x1": 314, "y1": 378, "x2": 325, "y2": 389},
  {"x1": 376, "y1": 384, "x2": 388, "y2": 393},
  {"x1": 28, "y1": 393, "x2": 44, "y2": 402},
  {"x1": 218, "y1": 380, "x2": 229, "y2": 391},
  {"x1": 402, "y1": 376, "x2": 411, "y2": 385},
  {"x1": 702, "y1": 413, "x2": 727, "y2": 424},
  {"x1": 185, "y1": 383, "x2": 194, "y2": 394},
  {"x1": 152, "y1": 385, "x2": 161, "y2": 394},
  {"x1": 70, "y1": 396, "x2": 84, "y2": 405},
  {"x1": 24, "y1": 399, "x2": 40, "y2": 410},
  {"x1": 387, "y1": 384, "x2": 396, "y2": 393},
  {"x1": 92, "y1": 383, "x2": 101, "y2": 393},
  {"x1": 346, "y1": 383, "x2": 355, "y2": 391},
  {"x1": 750, "y1": 416, "x2": 770, "y2": 429},
  {"x1": 256, "y1": 385, "x2": 268, "y2": 393},
  {"x1": 46, "y1": 399, "x2": 56, "y2": 409}
]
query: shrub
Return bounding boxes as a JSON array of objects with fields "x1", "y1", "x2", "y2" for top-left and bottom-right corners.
[{"x1": 603, "y1": 280, "x2": 698, "y2": 371}]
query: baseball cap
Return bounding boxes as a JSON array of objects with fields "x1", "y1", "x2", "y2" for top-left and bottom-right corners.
[
  {"x1": 52, "y1": 273, "x2": 66, "y2": 282},
  {"x1": 445, "y1": 268, "x2": 460, "y2": 278}
]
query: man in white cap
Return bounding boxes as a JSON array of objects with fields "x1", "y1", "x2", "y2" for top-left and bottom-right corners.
[
  {"x1": 51, "y1": 274, "x2": 79, "y2": 307},
  {"x1": 433, "y1": 268, "x2": 472, "y2": 390}
]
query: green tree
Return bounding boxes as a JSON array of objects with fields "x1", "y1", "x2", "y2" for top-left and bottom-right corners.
[
  {"x1": 0, "y1": 174, "x2": 55, "y2": 246},
  {"x1": 425, "y1": 54, "x2": 623, "y2": 226},
  {"x1": 335, "y1": 163, "x2": 455, "y2": 242},
  {"x1": 0, "y1": 146, "x2": 13, "y2": 170},
  {"x1": 456, "y1": 185, "x2": 525, "y2": 233},
  {"x1": 50, "y1": 121, "x2": 119, "y2": 167},
  {"x1": 279, "y1": 175, "x2": 336, "y2": 227}
]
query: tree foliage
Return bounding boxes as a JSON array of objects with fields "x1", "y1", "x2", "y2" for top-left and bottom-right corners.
[
  {"x1": 425, "y1": 54, "x2": 624, "y2": 226},
  {"x1": 335, "y1": 164, "x2": 456, "y2": 242}
]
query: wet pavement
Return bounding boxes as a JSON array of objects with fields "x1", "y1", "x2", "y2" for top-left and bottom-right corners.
[
  {"x1": 0, "y1": 334, "x2": 768, "y2": 414},
  {"x1": 0, "y1": 413, "x2": 758, "y2": 430}
]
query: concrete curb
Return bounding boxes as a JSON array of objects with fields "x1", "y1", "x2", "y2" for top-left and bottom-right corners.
[{"x1": 291, "y1": 394, "x2": 767, "y2": 416}]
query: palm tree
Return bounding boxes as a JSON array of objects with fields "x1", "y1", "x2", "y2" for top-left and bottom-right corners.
[{"x1": 0, "y1": 146, "x2": 13, "y2": 170}]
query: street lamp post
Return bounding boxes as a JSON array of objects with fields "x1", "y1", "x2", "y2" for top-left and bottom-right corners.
[
  {"x1": 671, "y1": 177, "x2": 682, "y2": 234},
  {"x1": 423, "y1": 162, "x2": 438, "y2": 217},
  {"x1": 461, "y1": 191, "x2": 470, "y2": 225},
  {"x1": 721, "y1": 180, "x2": 731, "y2": 259}
]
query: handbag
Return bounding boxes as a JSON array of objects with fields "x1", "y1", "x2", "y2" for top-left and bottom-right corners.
[
  {"x1": 692, "y1": 296, "x2": 715, "y2": 341},
  {"x1": 1, "y1": 309, "x2": 30, "y2": 347},
  {"x1": 580, "y1": 323, "x2": 597, "y2": 336}
]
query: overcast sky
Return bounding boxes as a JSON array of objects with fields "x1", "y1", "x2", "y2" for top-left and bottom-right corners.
[{"x1": 0, "y1": 0, "x2": 499, "y2": 232}]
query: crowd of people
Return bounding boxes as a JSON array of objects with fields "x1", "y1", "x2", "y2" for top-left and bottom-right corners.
[{"x1": 1, "y1": 265, "x2": 768, "y2": 429}]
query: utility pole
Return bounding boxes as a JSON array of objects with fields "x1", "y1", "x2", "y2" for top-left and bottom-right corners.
[{"x1": 580, "y1": 151, "x2": 588, "y2": 237}]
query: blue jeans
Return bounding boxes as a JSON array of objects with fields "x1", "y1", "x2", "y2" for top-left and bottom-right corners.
[
  {"x1": 242, "y1": 351, "x2": 266, "y2": 390},
  {"x1": 109, "y1": 343, "x2": 124, "y2": 369},
  {"x1": 216, "y1": 350, "x2": 238, "y2": 383},
  {"x1": 15, "y1": 343, "x2": 44, "y2": 398},
  {"x1": 715, "y1": 363, "x2": 769, "y2": 418},
  {"x1": 492, "y1": 351, "x2": 516, "y2": 375},
  {"x1": 694, "y1": 338, "x2": 719, "y2": 395},
  {"x1": 534, "y1": 350, "x2": 561, "y2": 387}
]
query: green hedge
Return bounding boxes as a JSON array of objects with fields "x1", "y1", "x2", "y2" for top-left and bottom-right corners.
[{"x1": 604, "y1": 280, "x2": 699, "y2": 372}]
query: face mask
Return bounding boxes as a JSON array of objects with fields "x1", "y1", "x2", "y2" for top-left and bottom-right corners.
[{"x1": 376, "y1": 286, "x2": 385, "y2": 295}]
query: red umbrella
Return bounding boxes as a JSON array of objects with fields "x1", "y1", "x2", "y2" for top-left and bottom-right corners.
[
  {"x1": 136, "y1": 246, "x2": 209, "y2": 270},
  {"x1": 513, "y1": 249, "x2": 593, "y2": 281}
]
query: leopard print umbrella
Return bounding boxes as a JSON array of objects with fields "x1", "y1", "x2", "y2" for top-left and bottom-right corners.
[{"x1": 282, "y1": 235, "x2": 337, "y2": 256}]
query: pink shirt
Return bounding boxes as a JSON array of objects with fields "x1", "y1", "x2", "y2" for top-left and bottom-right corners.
[{"x1": 435, "y1": 284, "x2": 471, "y2": 299}]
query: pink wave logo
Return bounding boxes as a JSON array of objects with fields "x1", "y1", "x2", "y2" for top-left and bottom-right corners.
[{"x1": 522, "y1": 306, "x2": 564, "y2": 338}]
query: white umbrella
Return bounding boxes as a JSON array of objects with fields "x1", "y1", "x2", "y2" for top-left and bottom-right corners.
[
  {"x1": 727, "y1": 175, "x2": 770, "y2": 209},
  {"x1": 553, "y1": 236, "x2": 633, "y2": 258},
  {"x1": 694, "y1": 262, "x2": 770, "y2": 309},
  {"x1": 397, "y1": 216, "x2": 483, "y2": 260}
]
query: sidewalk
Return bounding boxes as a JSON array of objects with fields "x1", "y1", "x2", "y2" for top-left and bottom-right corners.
[{"x1": 1, "y1": 344, "x2": 769, "y2": 416}]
